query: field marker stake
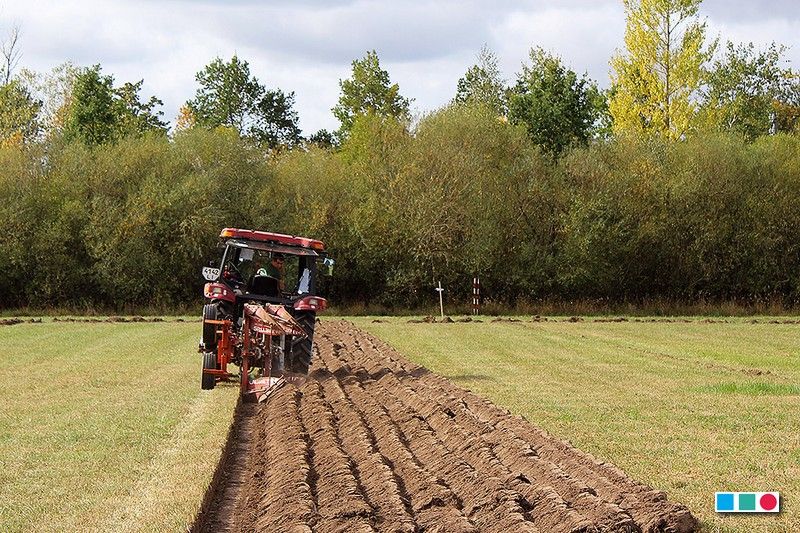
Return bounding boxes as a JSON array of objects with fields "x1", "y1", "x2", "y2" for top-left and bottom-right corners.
[{"x1": 435, "y1": 281, "x2": 444, "y2": 320}]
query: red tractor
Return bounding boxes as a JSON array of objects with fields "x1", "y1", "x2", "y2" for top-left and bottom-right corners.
[{"x1": 199, "y1": 228, "x2": 333, "y2": 399}]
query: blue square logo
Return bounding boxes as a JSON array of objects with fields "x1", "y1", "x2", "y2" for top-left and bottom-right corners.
[{"x1": 716, "y1": 493, "x2": 735, "y2": 512}]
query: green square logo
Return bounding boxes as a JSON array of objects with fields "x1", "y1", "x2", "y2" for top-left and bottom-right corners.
[{"x1": 738, "y1": 493, "x2": 756, "y2": 511}]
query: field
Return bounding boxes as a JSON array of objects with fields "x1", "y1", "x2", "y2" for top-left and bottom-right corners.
[
  {"x1": 0, "y1": 319, "x2": 238, "y2": 532},
  {"x1": 1, "y1": 316, "x2": 797, "y2": 532},
  {"x1": 356, "y1": 316, "x2": 800, "y2": 532},
  {"x1": 197, "y1": 320, "x2": 695, "y2": 532}
]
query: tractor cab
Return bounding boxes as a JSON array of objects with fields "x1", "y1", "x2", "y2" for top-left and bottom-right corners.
[
  {"x1": 202, "y1": 228, "x2": 333, "y2": 316},
  {"x1": 217, "y1": 242, "x2": 318, "y2": 301}
]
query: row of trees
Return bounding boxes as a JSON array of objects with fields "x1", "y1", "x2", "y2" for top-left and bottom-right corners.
[
  {"x1": 609, "y1": 0, "x2": 799, "y2": 141},
  {"x1": 2, "y1": 110, "x2": 799, "y2": 309},
  {"x1": 451, "y1": 0, "x2": 800, "y2": 152},
  {"x1": 1, "y1": 0, "x2": 800, "y2": 310}
]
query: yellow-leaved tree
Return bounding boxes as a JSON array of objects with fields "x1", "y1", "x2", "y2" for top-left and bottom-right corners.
[
  {"x1": 610, "y1": 0, "x2": 715, "y2": 139},
  {"x1": 174, "y1": 104, "x2": 196, "y2": 133}
]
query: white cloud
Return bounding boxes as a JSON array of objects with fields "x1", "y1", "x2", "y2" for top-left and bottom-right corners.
[
  {"x1": 702, "y1": 0, "x2": 800, "y2": 24},
  {"x1": 0, "y1": 0, "x2": 798, "y2": 135},
  {"x1": 707, "y1": 17, "x2": 800, "y2": 68},
  {"x1": 491, "y1": 3, "x2": 625, "y2": 88},
  {"x1": 215, "y1": 0, "x2": 498, "y2": 64}
]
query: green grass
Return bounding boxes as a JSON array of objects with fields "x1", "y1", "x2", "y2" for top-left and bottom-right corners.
[
  {"x1": 695, "y1": 382, "x2": 800, "y2": 395},
  {"x1": 354, "y1": 316, "x2": 800, "y2": 533},
  {"x1": 3, "y1": 317, "x2": 798, "y2": 532},
  {"x1": 0, "y1": 321, "x2": 238, "y2": 532}
]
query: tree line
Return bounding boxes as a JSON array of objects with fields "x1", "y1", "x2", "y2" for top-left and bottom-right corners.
[{"x1": 1, "y1": 0, "x2": 799, "y2": 311}]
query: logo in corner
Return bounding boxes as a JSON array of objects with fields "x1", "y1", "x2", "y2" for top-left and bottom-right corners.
[{"x1": 715, "y1": 492, "x2": 779, "y2": 513}]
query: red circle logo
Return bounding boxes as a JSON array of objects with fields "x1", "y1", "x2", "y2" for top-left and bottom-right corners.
[{"x1": 759, "y1": 493, "x2": 777, "y2": 511}]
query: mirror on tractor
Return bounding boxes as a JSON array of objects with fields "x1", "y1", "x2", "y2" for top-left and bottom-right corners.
[{"x1": 321, "y1": 257, "x2": 335, "y2": 276}]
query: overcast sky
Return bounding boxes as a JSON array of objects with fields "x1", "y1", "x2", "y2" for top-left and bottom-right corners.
[{"x1": 2, "y1": 0, "x2": 799, "y2": 135}]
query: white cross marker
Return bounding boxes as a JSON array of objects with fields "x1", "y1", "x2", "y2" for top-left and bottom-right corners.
[{"x1": 435, "y1": 281, "x2": 444, "y2": 320}]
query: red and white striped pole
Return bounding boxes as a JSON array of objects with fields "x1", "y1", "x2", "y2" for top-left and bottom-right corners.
[{"x1": 472, "y1": 277, "x2": 480, "y2": 315}]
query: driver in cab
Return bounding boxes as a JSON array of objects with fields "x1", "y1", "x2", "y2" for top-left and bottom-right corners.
[{"x1": 257, "y1": 253, "x2": 286, "y2": 291}]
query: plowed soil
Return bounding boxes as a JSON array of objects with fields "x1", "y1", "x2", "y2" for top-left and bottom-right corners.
[{"x1": 193, "y1": 320, "x2": 697, "y2": 532}]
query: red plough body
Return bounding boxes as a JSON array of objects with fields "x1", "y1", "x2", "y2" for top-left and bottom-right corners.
[{"x1": 203, "y1": 303, "x2": 309, "y2": 401}]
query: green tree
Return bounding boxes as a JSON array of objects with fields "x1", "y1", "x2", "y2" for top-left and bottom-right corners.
[
  {"x1": 62, "y1": 66, "x2": 117, "y2": 145},
  {"x1": 0, "y1": 79, "x2": 42, "y2": 145},
  {"x1": 508, "y1": 48, "x2": 605, "y2": 154},
  {"x1": 307, "y1": 128, "x2": 337, "y2": 149},
  {"x1": 187, "y1": 55, "x2": 302, "y2": 148},
  {"x1": 333, "y1": 50, "x2": 410, "y2": 136},
  {"x1": 188, "y1": 55, "x2": 261, "y2": 132},
  {"x1": 114, "y1": 80, "x2": 167, "y2": 137},
  {"x1": 62, "y1": 66, "x2": 166, "y2": 145},
  {"x1": 699, "y1": 42, "x2": 800, "y2": 139},
  {"x1": 610, "y1": 0, "x2": 715, "y2": 139},
  {"x1": 454, "y1": 45, "x2": 506, "y2": 115},
  {"x1": 251, "y1": 88, "x2": 301, "y2": 147}
]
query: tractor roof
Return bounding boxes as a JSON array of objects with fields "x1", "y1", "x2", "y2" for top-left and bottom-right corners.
[{"x1": 219, "y1": 228, "x2": 326, "y2": 251}]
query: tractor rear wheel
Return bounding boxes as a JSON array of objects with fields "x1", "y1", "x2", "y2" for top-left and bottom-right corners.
[
  {"x1": 202, "y1": 303, "x2": 219, "y2": 350},
  {"x1": 201, "y1": 351, "x2": 217, "y2": 390},
  {"x1": 289, "y1": 311, "x2": 316, "y2": 374}
]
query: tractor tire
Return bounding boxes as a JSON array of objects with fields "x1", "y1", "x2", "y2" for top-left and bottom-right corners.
[
  {"x1": 289, "y1": 311, "x2": 316, "y2": 374},
  {"x1": 202, "y1": 303, "x2": 219, "y2": 350},
  {"x1": 201, "y1": 351, "x2": 217, "y2": 390}
]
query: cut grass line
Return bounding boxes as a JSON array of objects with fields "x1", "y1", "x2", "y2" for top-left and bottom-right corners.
[
  {"x1": 0, "y1": 322, "x2": 237, "y2": 532},
  {"x1": 102, "y1": 386, "x2": 236, "y2": 532},
  {"x1": 695, "y1": 382, "x2": 800, "y2": 396}
]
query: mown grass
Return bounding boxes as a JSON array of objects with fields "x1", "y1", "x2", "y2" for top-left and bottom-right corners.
[
  {"x1": 0, "y1": 321, "x2": 238, "y2": 532},
  {"x1": 355, "y1": 316, "x2": 800, "y2": 533},
  {"x1": 695, "y1": 382, "x2": 800, "y2": 396},
  {"x1": 3, "y1": 317, "x2": 798, "y2": 532}
]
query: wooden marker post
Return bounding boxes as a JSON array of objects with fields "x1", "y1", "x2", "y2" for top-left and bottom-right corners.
[{"x1": 435, "y1": 281, "x2": 444, "y2": 320}]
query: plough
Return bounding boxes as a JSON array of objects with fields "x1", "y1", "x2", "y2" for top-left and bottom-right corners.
[{"x1": 202, "y1": 303, "x2": 310, "y2": 401}]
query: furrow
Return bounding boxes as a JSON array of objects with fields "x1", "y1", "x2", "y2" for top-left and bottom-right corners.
[
  {"x1": 359, "y1": 374, "x2": 539, "y2": 532},
  {"x1": 322, "y1": 329, "x2": 556, "y2": 531},
  {"x1": 370, "y1": 369, "x2": 618, "y2": 532},
  {"x1": 250, "y1": 387, "x2": 315, "y2": 532},
  {"x1": 312, "y1": 360, "x2": 417, "y2": 532},
  {"x1": 328, "y1": 322, "x2": 693, "y2": 530},
  {"x1": 328, "y1": 367, "x2": 479, "y2": 532},
  {"x1": 298, "y1": 379, "x2": 376, "y2": 532},
  {"x1": 418, "y1": 368, "x2": 694, "y2": 530},
  {"x1": 380, "y1": 373, "x2": 599, "y2": 533}
]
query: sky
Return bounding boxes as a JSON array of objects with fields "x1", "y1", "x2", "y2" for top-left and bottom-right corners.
[{"x1": 2, "y1": 0, "x2": 799, "y2": 135}]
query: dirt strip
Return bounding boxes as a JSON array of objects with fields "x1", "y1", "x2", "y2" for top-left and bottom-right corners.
[
  {"x1": 193, "y1": 320, "x2": 698, "y2": 532},
  {"x1": 192, "y1": 402, "x2": 259, "y2": 532}
]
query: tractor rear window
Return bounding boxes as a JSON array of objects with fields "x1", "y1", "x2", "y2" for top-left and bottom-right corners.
[{"x1": 220, "y1": 246, "x2": 306, "y2": 295}]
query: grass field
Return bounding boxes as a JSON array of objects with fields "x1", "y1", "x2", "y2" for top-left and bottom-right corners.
[
  {"x1": 1, "y1": 317, "x2": 797, "y2": 532},
  {"x1": 0, "y1": 320, "x2": 238, "y2": 532},
  {"x1": 355, "y1": 317, "x2": 800, "y2": 533}
]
